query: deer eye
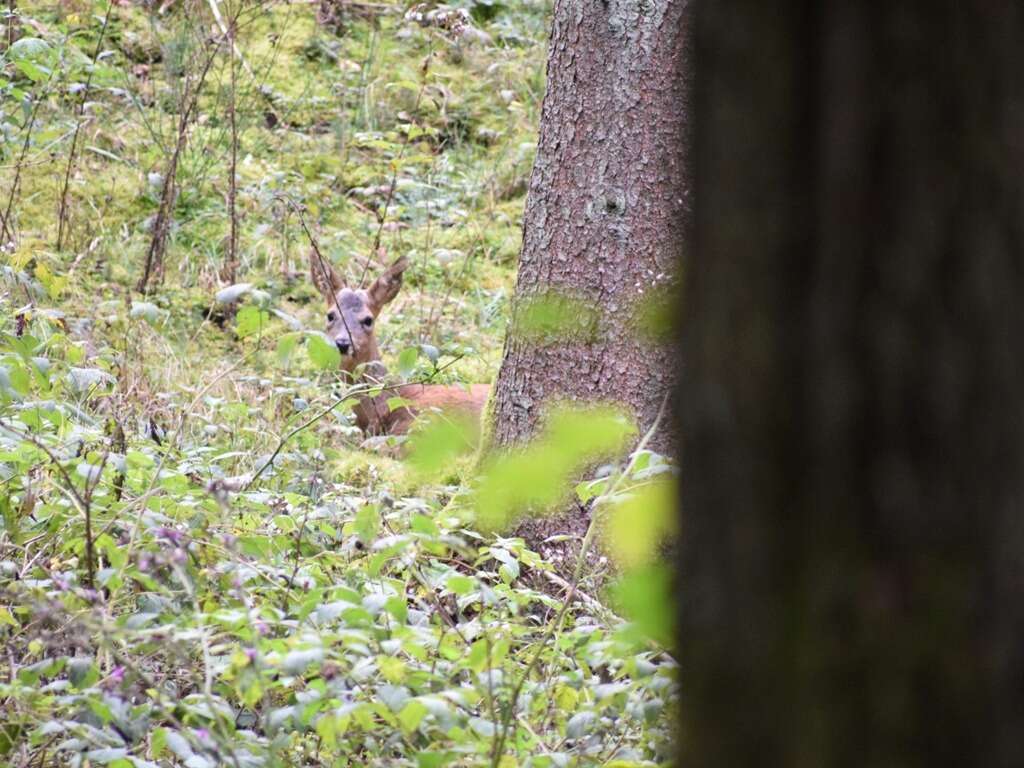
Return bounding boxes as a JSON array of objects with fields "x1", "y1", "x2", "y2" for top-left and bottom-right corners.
[
  {"x1": 327, "y1": 311, "x2": 336, "y2": 322},
  {"x1": 361, "y1": 317, "x2": 374, "y2": 328}
]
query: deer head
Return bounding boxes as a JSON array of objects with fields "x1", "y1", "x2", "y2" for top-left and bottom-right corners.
[{"x1": 310, "y1": 250, "x2": 410, "y2": 374}]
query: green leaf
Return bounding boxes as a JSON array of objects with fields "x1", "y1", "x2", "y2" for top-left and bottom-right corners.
[
  {"x1": 406, "y1": 414, "x2": 476, "y2": 477},
  {"x1": 384, "y1": 595, "x2": 408, "y2": 623},
  {"x1": 9, "y1": 37, "x2": 50, "y2": 62},
  {"x1": 14, "y1": 59, "x2": 48, "y2": 83},
  {"x1": 130, "y1": 301, "x2": 165, "y2": 324},
  {"x1": 7, "y1": 364, "x2": 29, "y2": 396},
  {"x1": 150, "y1": 726, "x2": 167, "y2": 758},
  {"x1": 512, "y1": 292, "x2": 600, "y2": 344},
  {"x1": 604, "y1": 476, "x2": 676, "y2": 568},
  {"x1": 398, "y1": 700, "x2": 429, "y2": 732},
  {"x1": 276, "y1": 333, "x2": 300, "y2": 366},
  {"x1": 445, "y1": 575, "x2": 475, "y2": 596},
  {"x1": 379, "y1": 655, "x2": 406, "y2": 684},
  {"x1": 396, "y1": 346, "x2": 418, "y2": 378},
  {"x1": 610, "y1": 563, "x2": 675, "y2": 647},
  {"x1": 465, "y1": 639, "x2": 487, "y2": 672},
  {"x1": 416, "y1": 752, "x2": 452, "y2": 768},
  {"x1": 354, "y1": 504, "x2": 380, "y2": 545},
  {"x1": 410, "y1": 514, "x2": 439, "y2": 536},
  {"x1": 475, "y1": 405, "x2": 635, "y2": 528},
  {"x1": 83, "y1": 747, "x2": 127, "y2": 764},
  {"x1": 635, "y1": 282, "x2": 678, "y2": 341},
  {"x1": 0, "y1": 606, "x2": 17, "y2": 627},
  {"x1": 236, "y1": 306, "x2": 269, "y2": 338},
  {"x1": 307, "y1": 332, "x2": 341, "y2": 370}
]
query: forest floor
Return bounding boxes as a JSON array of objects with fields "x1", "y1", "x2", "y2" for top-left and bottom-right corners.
[{"x1": 0, "y1": 1, "x2": 676, "y2": 765}]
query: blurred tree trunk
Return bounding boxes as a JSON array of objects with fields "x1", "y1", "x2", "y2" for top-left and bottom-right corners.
[
  {"x1": 490, "y1": 0, "x2": 687, "y2": 453},
  {"x1": 678, "y1": 2, "x2": 1024, "y2": 766}
]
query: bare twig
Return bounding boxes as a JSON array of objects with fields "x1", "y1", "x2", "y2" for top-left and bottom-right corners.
[
  {"x1": 222, "y1": 1, "x2": 241, "y2": 285},
  {"x1": 137, "y1": 34, "x2": 223, "y2": 293},
  {"x1": 357, "y1": 45, "x2": 433, "y2": 288},
  {"x1": 0, "y1": 63, "x2": 57, "y2": 245},
  {"x1": 56, "y1": 2, "x2": 114, "y2": 251}
]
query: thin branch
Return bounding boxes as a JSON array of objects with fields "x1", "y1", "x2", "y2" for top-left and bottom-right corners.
[
  {"x1": 137, "y1": 34, "x2": 223, "y2": 293},
  {"x1": 223, "y1": 3, "x2": 240, "y2": 285},
  {"x1": 0, "y1": 63, "x2": 58, "y2": 245},
  {"x1": 357, "y1": 45, "x2": 433, "y2": 288},
  {"x1": 55, "y1": 1, "x2": 114, "y2": 251}
]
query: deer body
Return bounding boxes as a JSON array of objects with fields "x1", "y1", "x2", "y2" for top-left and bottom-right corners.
[{"x1": 310, "y1": 251, "x2": 490, "y2": 437}]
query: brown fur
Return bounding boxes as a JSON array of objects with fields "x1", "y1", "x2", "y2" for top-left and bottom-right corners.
[{"x1": 309, "y1": 250, "x2": 490, "y2": 436}]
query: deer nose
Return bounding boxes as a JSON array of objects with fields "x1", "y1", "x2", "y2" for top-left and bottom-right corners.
[{"x1": 336, "y1": 340, "x2": 351, "y2": 355}]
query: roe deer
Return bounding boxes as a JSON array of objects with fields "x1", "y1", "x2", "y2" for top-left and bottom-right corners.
[{"x1": 310, "y1": 250, "x2": 490, "y2": 436}]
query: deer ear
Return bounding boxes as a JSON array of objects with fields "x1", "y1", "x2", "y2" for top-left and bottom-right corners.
[
  {"x1": 309, "y1": 249, "x2": 343, "y2": 302},
  {"x1": 366, "y1": 255, "x2": 410, "y2": 313}
]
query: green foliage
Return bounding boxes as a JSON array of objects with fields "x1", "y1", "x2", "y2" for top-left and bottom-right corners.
[
  {"x1": 0, "y1": 0, "x2": 679, "y2": 764},
  {"x1": 512, "y1": 292, "x2": 600, "y2": 344},
  {"x1": 475, "y1": 406, "x2": 635, "y2": 528},
  {"x1": 307, "y1": 331, "x2": 342, "y2": 370}
]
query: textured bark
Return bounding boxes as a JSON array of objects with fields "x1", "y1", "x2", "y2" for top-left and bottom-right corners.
[
  {"x1": 490, "y1": 0, "x2": 688, "y2": 455},
  {"x1": 679, "y1": 2, "x2": 1024, "y2": 766}
]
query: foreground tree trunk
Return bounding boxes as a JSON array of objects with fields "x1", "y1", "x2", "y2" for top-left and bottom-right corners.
[{"x1": 679, "y1": 2, "x2": 1024, "y2": 765}]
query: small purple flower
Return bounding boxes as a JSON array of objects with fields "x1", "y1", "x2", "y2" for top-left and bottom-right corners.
[
  {"x1": 100, "y1": 665, "x2": 126, "y2": 691},
  {"x1": 155, "y1": 527, "x2": 184, "y2": 545}
]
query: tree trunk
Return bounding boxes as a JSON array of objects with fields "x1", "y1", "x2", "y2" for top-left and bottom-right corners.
[
  {"x1": 678, "y1": 2, "x2": 1024, "y2": 766},
  {"x1": 490, "y1": 0, "x2": 687, "y2": 457}
]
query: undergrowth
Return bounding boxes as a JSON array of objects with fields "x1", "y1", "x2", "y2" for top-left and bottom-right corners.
[{"x1": 0, "y1": 0, "x2": 678, "y2": 765}]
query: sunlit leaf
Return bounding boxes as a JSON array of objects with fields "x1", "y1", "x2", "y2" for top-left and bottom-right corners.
[
  {"x1": 406, "y1": 414, "x2": 477, "y2": 477},
  {"x1": 603, "y1": 476, "x2": 677, "y2": 568},
  {"x1": 610, "y1": 563, "x2": 675, "y2": 647},
  {"x1": 236, "y1": 306, "x2": 270, "y2": 338},
  {"x1": 475, "y1": 405, "x2": 635, "y2": 528},
  {"x1": 276, "y1": 333, "x2": 300, "y2": 366},
  {"x1": 512, "y1": 292, "x2": 599, "y2": 344},
  {"x1": 398, "y1": 700, "x2": 428, "y2": 732}
]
